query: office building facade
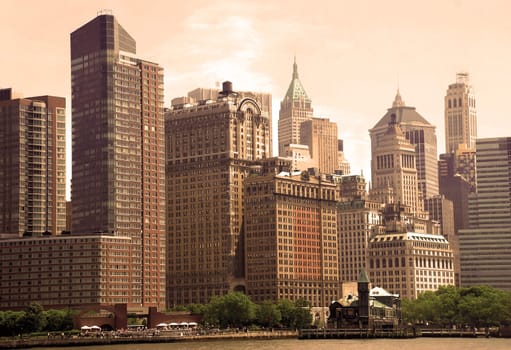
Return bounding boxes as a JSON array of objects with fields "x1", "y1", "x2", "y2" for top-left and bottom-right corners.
[
  {"x1": 0, "y1": 89, "x2": 66, "y2": 237},
  {"x1": 368, "y1": 230, "x2": 455, "y2": 299},
  {"x1": 71, "y1": 14, "x2": 166, "y2": 309},
  {"x1": 370, "y1": 91, "x2": 438, "y2": 200},
  {"x1": 459, "y1": 137, "x2": 511, "y2": 290},
  {"x1": 337, "y1": 198, "x2": 382, "y2": 283},
  {"x1": 165, "y1": 82, "x2": 271, "y2": 305},
  {"x1": 300, "y1": 117, "x2": 338, "y2": 174},
  {"x1": 0, "y1": 235, "x2": 137, "y2": 310},
  {"x1": 370, "y1": 113, "x2": 422, "y2": 216},
  {"x1": 244, "y1": 170, "x2": 339, "y2": 305},
  {"x1": 444, "y1": 72, "x2": 477, "y2": 154}
]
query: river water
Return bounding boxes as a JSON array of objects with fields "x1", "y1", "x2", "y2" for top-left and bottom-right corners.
[{"x1": 35, "y1": 338, "x2": 510, "y2": 350}]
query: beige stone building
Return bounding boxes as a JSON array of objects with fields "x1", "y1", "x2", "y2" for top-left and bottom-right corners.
[
  {"x1": 0, "y1": 89, "x2": 66, "y2": 237},
  {"x1": 187, "y1": 87, "x2": 273, "y2": 157},
  {"x1": 278, "y1": 58, "x2": 313, "y2": 156},
  {"x1": 370, "y1": 91, "x2": 438, "y2": 201},
  {"x1": 165, "y1": 82, "x2": 271, "y2": 305},
  {"x1": 370, "y1": 114, "x2": 423, "y2": 216},
  {"x1": 281, "y1": 143, "x2": 316, "y2": 171},
  {"x1": 300, "y1": 117, "x2": 339, "y2": 174},
  {"x1": 368, "y1": 229, "x2": 455, "y2": 299},
  {"x1": 244, "y1": 169, "x2": 339, "y2": 306},
  {"x1": 444, "y1": 72, "x2": 477, "y2": 154},
  {"x1": 337, "y1": 198, "x2": 382, "y2": 283}
]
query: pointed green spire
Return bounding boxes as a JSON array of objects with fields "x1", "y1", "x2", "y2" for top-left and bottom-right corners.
[
  {"x1": 293, "y1": 55, "x2": 298, "y2": 79},
  {"x1": 284, "y1": 57, "x2": 311, "y2": 103},
  {"x1": 358, "y1": 268, "x2": 370, "y2": 283}
]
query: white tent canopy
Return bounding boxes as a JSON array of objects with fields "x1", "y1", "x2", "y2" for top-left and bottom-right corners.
[{"x1": 80, "y1": 325, "x2": 91, "y2": 330}]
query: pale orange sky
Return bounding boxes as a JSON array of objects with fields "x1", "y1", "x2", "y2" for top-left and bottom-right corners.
[{"x1": 2, "y1": 0, "x2": 511, "y2": 198}]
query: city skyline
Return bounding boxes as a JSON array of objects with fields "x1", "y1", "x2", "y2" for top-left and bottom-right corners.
[{"x1": 2, "y1": 0, "x2": 511, "y2": 198}]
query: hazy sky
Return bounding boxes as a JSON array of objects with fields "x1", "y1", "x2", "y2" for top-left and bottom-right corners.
[{"x1": 2, "y1": 0, "x2": 511, "y2": 198}]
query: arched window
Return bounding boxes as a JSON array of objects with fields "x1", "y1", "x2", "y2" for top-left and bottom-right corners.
[
  {"x1": 453, "y1": 99, "x2": 457, "y2": 108},
  {"x1": 448, "y1": 99, "x2": 451, "y2": 108},
  {"x1": 459, "y1": 98, "x2": 462, "y2": 106}
]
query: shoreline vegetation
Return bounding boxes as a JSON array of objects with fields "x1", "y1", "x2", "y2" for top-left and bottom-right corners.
[{"x1": 0, "y1": 327, "x2": 506, "y2": 349}]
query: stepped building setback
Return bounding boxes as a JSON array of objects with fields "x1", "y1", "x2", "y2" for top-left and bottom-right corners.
[{"x1": 370, "y1": 91, "x2": 438, "y2": 201}]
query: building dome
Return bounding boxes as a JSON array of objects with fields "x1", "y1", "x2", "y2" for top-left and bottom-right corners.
[{"x1": 371, "y1": 90, "x2": 432, "y2": 131}]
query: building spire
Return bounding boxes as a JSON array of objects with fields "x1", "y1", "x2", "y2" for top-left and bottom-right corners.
[
  {"x1": 392, "y1": 89, "x2": 405, "y2": 108},
  {"x1": 284, "y1": 56, "x2": 311, "y2": 103},
  {"x1": 293, "y1": 55, "x2": 299, "y2": 79}
]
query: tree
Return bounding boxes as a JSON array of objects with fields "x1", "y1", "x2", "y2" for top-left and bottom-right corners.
[
  {"x1": 44, "y1": 309, "x2": 73, "y2": 332},
  {"x1": 20, "y1": 303, "x2": 47, "y2": 333},
  {"x1": 293, "y1": 306, "x2": 312, "y2": 329},
  {"x1": 458, "y1": 286, "x2": 504, "y2": 328},
  {"x1": 256, "y1": 300, "x2": 281, "y2": 328},
  {"x1": 276, "y1": 298, "x2": 312, "y2": 329},
  {"x1": 401, "y1": 285, "x2": 511, "y2": 328},
  {"x1": 204, "y1": 292, "x2": 256, "y2": 328},
  {"x1": 186, "y1": 303, "x2": 206, "y2": 315},
  {"x1": 0, "y1": 311, "x2": 25, "y2": 336},
  {"x1": 277, "y1": 299, "x2": 295, "y2": 328}
]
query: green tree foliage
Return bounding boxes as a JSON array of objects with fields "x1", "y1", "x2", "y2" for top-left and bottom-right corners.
[
  {"x1": 0, "y1": 310, "x2": 25, "y2": 336},
  {"x1": 276, "y1": 299, "x2": 312, "y2": 329},
  {"x1": 204, "y1": 292, "x2": 256, "y2": 328},
  {"x1": 186, "y1": 303, "x2": 207, "y2": 315},
  {"x1": 20, "y1": 303, "x2": 47, "y2": 333},
  {"x1": 277, "y1": 299, "x2": 295, "y2": 328},
  {"x1": 293, "y1": 306, "x2": 313, "y2": 329},
  {"x1": 402, "y1": 285, "x2": 511, "y2": 328},
  {"x1": 44, "y1": 309, "x2": 73, "y2": 332},
  {"x1": 256, "y1": 300, "x2": 281, "y2": 328}
]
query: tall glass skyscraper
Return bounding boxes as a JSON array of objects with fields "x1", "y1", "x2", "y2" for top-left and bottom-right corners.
[
  {"x1": 459, "y1": 137, "x2": 511, "y2": 291},
  {"x1": 71, "y1": 13, "x2": 166, "y2": 309}
]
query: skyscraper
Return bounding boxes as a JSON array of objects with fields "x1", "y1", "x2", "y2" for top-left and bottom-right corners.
[
  {"x1": 444, "y1": 72, "x2": 477, "y2": 154},
  {"x1": 187, "y1": 87, "x2": 273, "y2": 156},
  {"x1": 370, "y1": 114, "x2": 422, "y2": 216},
  {"x1": 459, "y1": 137, "x2": 511, "y2": 291},
  {"x1": 278, "y1": 58, "x2": 313, "y2": 156},
  {"x1": 370, "y1": 91, "x2": 438, "y2": 200},
  {"x1": 244, "y1": 169, "x2": 339, "y2": 306},
  {"x1": 165, "y1": 82, "x2": 271, "y2": 305},
  {"x1": 70, "y1": 13, "x2": 166, "y2": 309},
  {"x1": 300, "y1": 117, "x2": 338, "y2": 174},
  {"x1": 0, "y1": 89, "x2": 66, "y2": 237}
]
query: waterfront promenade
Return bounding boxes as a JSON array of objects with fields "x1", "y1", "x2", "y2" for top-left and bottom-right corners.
[
  {"x1": 0, "y1": 327, "x2": 503, "y2": 348},
  {"x1": 0, "y1": 329, "x2": 297, "y2": 349}
]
